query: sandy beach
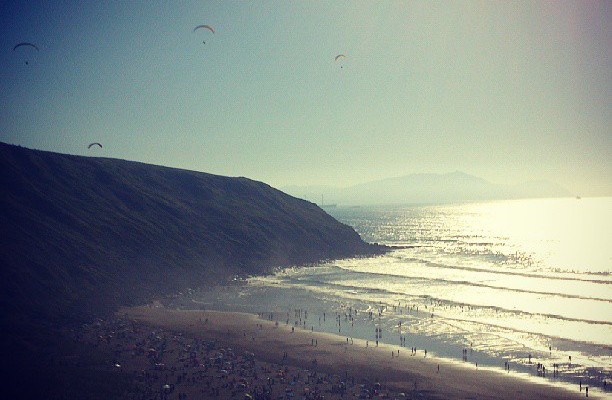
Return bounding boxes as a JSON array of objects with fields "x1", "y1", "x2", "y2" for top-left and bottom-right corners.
[{"x1": 70, "y1": 303, "x2": 589, "y2": 399}]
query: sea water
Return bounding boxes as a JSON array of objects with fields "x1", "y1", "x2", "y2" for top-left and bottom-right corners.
[{"x1": 193, "y1": 197, "x2": 611, "y2": 395}]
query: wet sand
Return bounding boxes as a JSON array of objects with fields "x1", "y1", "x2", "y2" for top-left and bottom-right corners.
[{"x1": 108, "y1": 304, "x2": 586, "y2": 399}]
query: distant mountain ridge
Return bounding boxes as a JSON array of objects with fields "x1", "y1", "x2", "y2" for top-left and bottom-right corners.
[
  {"x1": 0, "y1": 142, "x2": 381, "y2": 326},
  {"x1": 283, "y1": 171, "x2": 570, "y2": 205}
]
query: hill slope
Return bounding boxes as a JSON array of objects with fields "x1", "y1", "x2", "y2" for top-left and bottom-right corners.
[{"x1": 0, "y1": 142, "x2": 381, "y2": 325}]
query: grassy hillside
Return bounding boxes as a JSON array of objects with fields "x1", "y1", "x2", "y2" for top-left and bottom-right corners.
[{"x1": 0, "y1": 142, "x2": 382, "y2": 326}]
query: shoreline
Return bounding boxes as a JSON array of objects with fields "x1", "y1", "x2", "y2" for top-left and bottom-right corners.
[
  {"x1": 181, "y1": 275, "x2": 612, "y2": 392},
  {"x1": 115, "y1": 304, "x2": 589, "y2": 399}
]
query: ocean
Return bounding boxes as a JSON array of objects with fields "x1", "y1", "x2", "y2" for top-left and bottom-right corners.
[{"x1": 193, "y1": 197, "x2": 611, "y2": 395}]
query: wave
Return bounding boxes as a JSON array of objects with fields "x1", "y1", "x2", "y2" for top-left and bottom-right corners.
[
  {"x1": 430, "y1": 311, "x2": 612, "y2": 353},
  {"x1": 278, "y1": 277, "x2": 612, "y2": 327},
  {"x1": 328, "y1": 264, "x2": 612, "y2": 303},
  {"x1": 384, "y1": 254, "x2": 612, "y2": 284}
]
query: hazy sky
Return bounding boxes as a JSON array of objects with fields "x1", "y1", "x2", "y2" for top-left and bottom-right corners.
[{"x1": 1, "y1": 1, "x2": 610, "y2": 195}]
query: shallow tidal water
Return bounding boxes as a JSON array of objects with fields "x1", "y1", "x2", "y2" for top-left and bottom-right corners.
[{"x1": 193, "y1": 197, "x2": 612, "y2": 397}]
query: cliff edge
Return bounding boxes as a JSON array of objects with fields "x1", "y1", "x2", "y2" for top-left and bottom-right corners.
[{"x1": 0, "y1": 142, "x2": 382, "y2": 326}]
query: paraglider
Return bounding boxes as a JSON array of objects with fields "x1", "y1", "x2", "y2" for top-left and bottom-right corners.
[
  {"x1": 335, "y1": 54, "x2": 346, "y2": 68},
  {"x1": 193, "y1": 24, "x2": 215, "y2": 44},
  {"x1": 87, "y1": 142, "x2": 103, "y2": 149},
  {"x1": 13, "y1": 42, "x2": 39, "y2": 65}
]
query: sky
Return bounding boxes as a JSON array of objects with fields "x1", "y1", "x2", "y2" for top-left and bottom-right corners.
[{"x1": 1, "y1": 1, "x2": 610, "y2": 196}]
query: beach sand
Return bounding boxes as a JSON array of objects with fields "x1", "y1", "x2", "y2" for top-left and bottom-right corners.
[{"x1": 89, "y1": 304, "x2": 586, "y2": 399}]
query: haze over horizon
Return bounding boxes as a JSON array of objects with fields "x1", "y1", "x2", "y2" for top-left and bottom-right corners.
[{"x1": 1, "y1": 1, "x2": 610, "y2": 197}]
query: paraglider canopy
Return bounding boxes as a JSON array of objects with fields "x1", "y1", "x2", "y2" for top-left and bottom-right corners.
[
  {"x1": 13, "y1": 42, "x2": 39, "y2": 51},
  {"x1": 88, "y1": 142, "x2": 103, "y2": 149},
  {"x1": 193, "y1": 24, "x2": 215, "y2": 34}
]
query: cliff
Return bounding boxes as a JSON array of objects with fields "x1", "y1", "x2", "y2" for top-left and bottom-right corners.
[{"x1": 0, "y1": 142, "x2": 382, "y2": 326}]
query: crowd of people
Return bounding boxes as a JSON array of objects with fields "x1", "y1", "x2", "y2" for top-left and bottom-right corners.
[{"x1": 73, "y1": 314, "x2": 414, "y2": 399}]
